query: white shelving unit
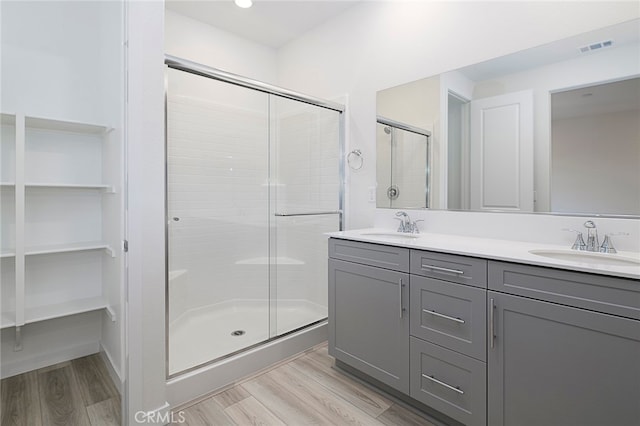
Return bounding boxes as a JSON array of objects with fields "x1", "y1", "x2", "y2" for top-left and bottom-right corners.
[{"x1": 0, "y1": 112, "x2": 118, "y2": 335}]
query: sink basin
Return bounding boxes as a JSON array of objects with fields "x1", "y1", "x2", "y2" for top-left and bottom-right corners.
[
  {"x1": 528, "y1": 249, "x2": 640, "y2": 267},
  {"x1": 360, "y1": 231, "x2": 420, "y2": 239}
]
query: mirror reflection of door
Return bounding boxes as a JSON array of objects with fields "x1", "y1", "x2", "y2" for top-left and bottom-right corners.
[{"x1": 469, "y1": 90, "x2": 534, "y2": 211}]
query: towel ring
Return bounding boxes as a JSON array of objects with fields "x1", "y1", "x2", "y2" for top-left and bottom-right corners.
[{"x1": 347, "y1": 149, "x2": 363, "y2": 170}]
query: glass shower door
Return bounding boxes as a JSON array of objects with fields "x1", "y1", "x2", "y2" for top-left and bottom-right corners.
[
  {"x1": 166, "y1": 68, "x2": 271, "y2": 375},
  {"x1": 270, "y1": 95, "x2": 342, "y2": 336}
]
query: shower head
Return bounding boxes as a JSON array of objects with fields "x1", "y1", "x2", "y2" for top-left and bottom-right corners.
[{"x1": 384, "y1": 126, "x2": 391, "y2": 134}]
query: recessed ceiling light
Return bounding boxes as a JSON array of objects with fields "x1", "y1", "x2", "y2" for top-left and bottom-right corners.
[{"x1": 235, "y1": 0, "x2": 253, "y2": 8}]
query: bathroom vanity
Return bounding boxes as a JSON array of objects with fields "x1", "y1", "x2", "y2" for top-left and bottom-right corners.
[{"x1": 327, "y1": 232, "x2": 640, "y2": 426}]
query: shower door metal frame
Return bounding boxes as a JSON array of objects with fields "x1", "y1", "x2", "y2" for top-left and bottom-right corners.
[{"x1": 164, "y1": 56, "x2": 345, "y2": 379}]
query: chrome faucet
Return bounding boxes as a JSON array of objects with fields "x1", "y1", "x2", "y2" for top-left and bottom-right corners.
[
  {"x1": 583, "y1": 220, "x2": 599, "y2": 252},
  {"x1": 566, "y1": 222, "x2": 629, "y2": 253},
  {"x1": 394, "y1": 211, "x2": 423, "y2": 234},
  {"x1": 395, "y1": 211, "x2": 411, "y2": 232}
]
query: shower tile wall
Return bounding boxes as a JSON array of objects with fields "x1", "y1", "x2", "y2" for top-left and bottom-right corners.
[
  {"x1": 168, "y1": 93, "x2": 338, "y2": 326},
  {"x1": 274, "y1": 107, "x2": 339, "y2": 315},
  {"x1": 167, "y1": 93, "x2": 269, "y2": 323}
]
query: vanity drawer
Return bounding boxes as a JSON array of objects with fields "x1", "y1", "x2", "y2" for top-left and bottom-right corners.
[
  {"x1": 411, "y1": 276, "x2": 486, "y2": 361},
  {"x1": 329, "y1": 238, "x2": 409, "y2": 272},
  {"x1": 489, "y1": 261, "x2": 640, "y2": 320},
  {"x1": 410, "y1": 337, "x2": 486, "y2": 426},
  {"x1": 411, "y1": 250, "x2": 487, "y2": 288}
]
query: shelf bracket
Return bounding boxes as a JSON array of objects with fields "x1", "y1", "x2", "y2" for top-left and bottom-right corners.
[
  {"x1": 105, "y1": 246, "x2": 116, "y2": 258},
  {"x1": 14, "y1": 326, "x2": 23, "y2": 352},
  {"x1": 104, "y1": 186, "x2": 116, "y2": 194},
  {"x1": 105, "y1": 306, "x2": 116, "y2": 322}
]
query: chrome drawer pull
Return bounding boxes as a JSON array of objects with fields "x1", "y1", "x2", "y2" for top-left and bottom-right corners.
[
  {"x1": 422, "y1": 264, "x2": 464, "y2": 275},
  {"x1": 490, "y1": 298, "x2": 496, "y2": 349},
  {"x1": 422, "y1": 374, "x2": 464, "y2": 395},
  {"x1": 399, "y1": 278, "x2": 405, "y2": 319},
  {"x1": 422, "y1": 309, "x2": 465, "y2": 324}
]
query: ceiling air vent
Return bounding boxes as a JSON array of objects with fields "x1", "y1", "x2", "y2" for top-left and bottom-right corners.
[{"x1": 579, "y1": 39, "x2": 614, "y2": 54}]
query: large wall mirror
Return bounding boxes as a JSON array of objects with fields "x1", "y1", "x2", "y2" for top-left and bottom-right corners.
[{"x1": 376, "y1": 19, "x2": 640, "y2": 217}]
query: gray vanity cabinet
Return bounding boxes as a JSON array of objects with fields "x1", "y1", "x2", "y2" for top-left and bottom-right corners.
[
  {"x1": 329, "y1": 237, "x2": 640, "y2": 426},
  {"x1": 328, "y1": 239, "x2": 410, "y2": 393},
  {"x1": 488, "y1": 262, "x2": 640, "y2": 426}
]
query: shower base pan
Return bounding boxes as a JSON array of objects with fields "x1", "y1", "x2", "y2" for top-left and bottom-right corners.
[{"x1": 168, "y1": 298, "x2": 326, "y2": 376}]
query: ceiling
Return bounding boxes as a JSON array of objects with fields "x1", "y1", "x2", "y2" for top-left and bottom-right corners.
[
  {"x1": 552, "y1": 77, "x2": 640, "y2": 120},
  {"x1": 165, "y1": 0, "x2": 360, "y2": 48}
]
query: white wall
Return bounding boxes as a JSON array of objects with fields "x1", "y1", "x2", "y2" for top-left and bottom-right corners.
[
  {"x1": 165, "y1": 10, "x2": 277, "y2": 84},
  {"x1": 552, "y1": 109, "x2": 640, "y2": 215},
  {"x1": 276, "y1": 1, "x2": 640, "y2": 230},
  {"x1": 1, "y1": 1, "x2": 107, "y2": 123},
  {"x1": 126, "y1": 1, "x2": 168, "y2": 423}
]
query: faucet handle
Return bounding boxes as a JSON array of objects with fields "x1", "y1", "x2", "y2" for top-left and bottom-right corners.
[
  {"x1": 411, "y1": 219, "x2": 425, "y2": 234},
  {"x1": 599, "y1": 232, "x2": 629, "y2": 254},
  {"x1": 394, "y1": 217, "x2": 406, "y2": 232},
  {"x1": 563, "y1": 228, "x2": 586, "y2": 250},
  {"x1": 599, "y1": 235, "x2": 616, "y2": 254}
]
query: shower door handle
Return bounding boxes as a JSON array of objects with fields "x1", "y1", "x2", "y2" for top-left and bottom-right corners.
[{"x1": 274, "y1": 211, "x2": 342, "y2": 217}]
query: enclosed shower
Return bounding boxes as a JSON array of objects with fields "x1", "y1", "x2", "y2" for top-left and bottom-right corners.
[
  {"x1": 165, "y1": 57, "x2": 343, "y2": 376},
  {"x1": 376, "y1": 116, "x2": 431, "y2": 209}
]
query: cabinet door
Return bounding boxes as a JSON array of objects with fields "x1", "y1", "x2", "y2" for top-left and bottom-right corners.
[
  {"x1": 488, "y1": 291, "x2": 640, "y2": 426},
  {"x1": 329, "y1": 259, "x2": 409, "y2": 393}
]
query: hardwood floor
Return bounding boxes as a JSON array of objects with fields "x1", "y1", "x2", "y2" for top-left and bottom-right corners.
[
  {"x1": 173, "y1": 344, "x2": 438, "y2": 426},
  {"x1": 1, "y1": 345, "x2": 437, "y2": 425},
  {"x1": 1, "y1": 354, "x2": 120, "y2": 426}
]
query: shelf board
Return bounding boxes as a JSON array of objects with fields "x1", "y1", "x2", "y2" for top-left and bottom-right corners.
[
  {"x1": 1, "y1": 112, "x2": 16, "y2": 125},
  {"x1": 0, "y1": 182, "x2": 15, "y2": 187},
  {"x1": 25, "y1": 183, "x2": 115, "y2": 192},
  {"x1": 1, "y1": 242, "x2": 115, "y2": 258},
  {"x1": 25, "y1": 242, "x2": 113, "y2": 257},
  {"x1": 25, "y1": 297, "x2": 112, "y2": 325},
  {"x1": 0, "y1": 249, "x2": 16, "y2": 258},
  {"x1": 1, "y1": 311, "x2": 15, "y2": 328},
  {"x1": 25, "y1": 115, "x2": 110, "y2": 134},
  {"x1": 1, "y1": 297, "x2": 114, "y2": 329}
]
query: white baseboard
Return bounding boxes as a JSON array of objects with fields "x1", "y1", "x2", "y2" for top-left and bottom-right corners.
[
  {"x1": 100, "y1": 343, "x2": 124, "y2": 394},
  {"x1": 1, "y1": 341, "x2": 99, "y2": 378}
]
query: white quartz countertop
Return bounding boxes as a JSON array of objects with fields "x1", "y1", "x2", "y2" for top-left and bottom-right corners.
[{"x1": 327, "y1": 228, "x2": 640, "y2": 280}]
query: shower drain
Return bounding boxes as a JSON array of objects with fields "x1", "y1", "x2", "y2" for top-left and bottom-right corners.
[{"x1": 230, "y1": 330, "x2": 246, "y2": 337}]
